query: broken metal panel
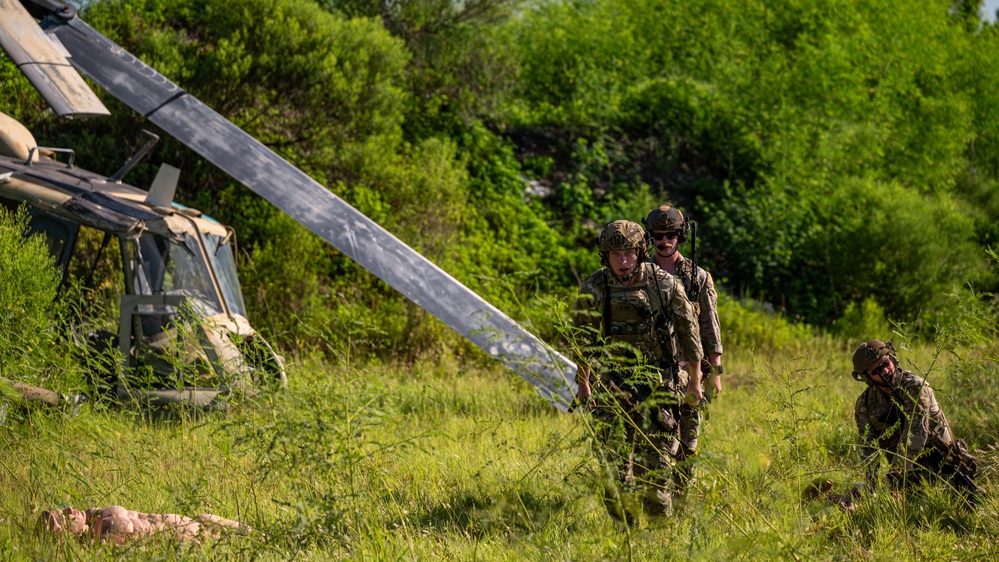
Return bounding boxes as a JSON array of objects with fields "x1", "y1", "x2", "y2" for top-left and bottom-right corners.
[
  {"x1": 0, "y1": 0, "x2": 109, "y2": 117},
  {"x1": 61, "y1": 193, "x2": 143, "y2": 235},
  {"x1": 0, "y1": 173, "x2": 148, "y2": 236},
  {"x1": 77, "y1": 191, "x2": 161, "y2": 221},
  {"x1": 18, "y1": 61, "x2": 111, "y2": 118},
  {"x1": 47, "y1": 16, "x2": 578, "y2": 408},
  {"x1": 0, "y1": 173, "x2": 73, "y2": 212}
]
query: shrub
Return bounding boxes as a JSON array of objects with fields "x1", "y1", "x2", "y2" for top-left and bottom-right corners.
[{"x1": 0, "y1": 207, "x2": 61, "y2": 382}]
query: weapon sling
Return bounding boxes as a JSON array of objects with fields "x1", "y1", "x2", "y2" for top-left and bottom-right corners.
[
  {"x1": 686, "y1": 221, "x2": 700, "y2": 304},
  {"x1": 602, "y1": 270, "x2": 612, "y2": 338},
  {"x1": 649, "y1": 271, "x2": 679, "y2": 390}
]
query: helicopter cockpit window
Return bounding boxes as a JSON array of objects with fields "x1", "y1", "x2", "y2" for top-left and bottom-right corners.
[
  {"x1": 203, "y1": 232, "x2": 247, "y2": 317},
  {"x1": 127, "y1": 232, "x2": 224, "y2": 321}
]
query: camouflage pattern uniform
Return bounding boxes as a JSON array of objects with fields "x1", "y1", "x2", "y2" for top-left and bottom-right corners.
[
  {"x1": 575, "y1": 256, "x2": 702, "y2": 517},
  {"x1": 671, "y1": 254, "x2": 723, "y2": 371},
  {"x1": 667, "y1": 253, "x2": 722, "y2": 455},
  {"x1": 856, "y1": 370, "x2": 954, "y2": 466},
  {"x1": 851, "y1": 340, "x2": 981, "y2": 498},
  {"x1": 644, "y1": 204, "x2": 723, "y2": 488},
  {"x1": 855, "y1": 370, "x2": 956, "y2": 481}
]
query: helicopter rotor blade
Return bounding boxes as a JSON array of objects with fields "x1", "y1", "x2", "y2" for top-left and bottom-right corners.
[
  {"x1": 0, "y1": 0, "x2": 109, "y2": 118},
  {"x1": 41, "y1": 14, "x2": 577, "y2": 408}
]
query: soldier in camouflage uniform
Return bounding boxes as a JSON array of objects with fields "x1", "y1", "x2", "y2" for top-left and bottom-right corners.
[
  {"x1": 852, "y1": 340, "x2": 983, "y2": 501},
  {"x1": 573, "y1": 220, "x2": 704, "y2": 521},
  {"x1": 644, "y1": 204, "x2": 723, "y2": 489}
]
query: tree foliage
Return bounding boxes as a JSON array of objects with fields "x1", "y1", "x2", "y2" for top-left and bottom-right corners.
[
  {"x1": 0, "y1": 207, "x2": 62, "y2": 381},
  {"x1": 4, "y1": 0, "x2": 999, "y2": 358},
  {"x1": 505, "y1": 0, "x2": 998, "y2": 328}
]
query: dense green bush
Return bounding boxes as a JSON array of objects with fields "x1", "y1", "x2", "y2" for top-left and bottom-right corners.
[
  {"x1": 703, "y1": 177, "x2": 982, "y2": 326},
  {"x1": 502, "y1": 0, "x2": 995, "y2": 330},
  {"x1": 0, "y1": 207, "x2": 61, "y2": 382},
  {"x1": 6, "y1": 0, "x2": 999, "y2": 358}
]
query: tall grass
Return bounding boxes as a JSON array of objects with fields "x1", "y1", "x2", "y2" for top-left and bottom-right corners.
[
  {"x1": 2, "y1": 211, "x2": 998, "y2": 559},
  {"x1": 3, "y1": 319, "x2": 998, "y2": 560}
]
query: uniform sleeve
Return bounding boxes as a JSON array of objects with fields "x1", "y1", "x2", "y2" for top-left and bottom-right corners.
[
  {"x1": 571, "y1": 272, "x2": 604, "y2": 358},
  {"x1": 660, "y1": 270, "x2": 702, "y2": 363},
  {"x1": 855, "y1": 392, "x2": 880, "y2": 466},
  {"x1": 697, "y1": 269, "x2": 723, "y2": 356},
  {"x1": 903, "y1": 383, "x2": 948, "y2": 470}
]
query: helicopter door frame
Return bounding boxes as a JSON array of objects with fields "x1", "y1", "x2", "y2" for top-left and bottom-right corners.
[
  {"x1": 25, "y1": 207, "x2": 80, "y2": 276},
  {"x1": 116, "y1": 292, "x2": 227, "y2": 407},
  {"x1": 117, "y1": 293, "x2": 225, "y2": 378}
]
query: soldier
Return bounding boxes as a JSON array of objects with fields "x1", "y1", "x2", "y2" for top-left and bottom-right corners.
[
  {"x1": 573, "y1": 220, "x2": 703, "y2": 521},
  {"x1": 644, "y1": 204, "x2": 723, "y2": 395},
  {"x1": 852, "y1": 339, "x2": 983, "y2": 502},
  {"x1": 644, "y1": 204, "x2": 723, "y2": 488}
]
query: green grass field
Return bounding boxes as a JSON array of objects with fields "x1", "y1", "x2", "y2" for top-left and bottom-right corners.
[{"x1": 3, "y1": 311, "x2": 998, "y2": 561}]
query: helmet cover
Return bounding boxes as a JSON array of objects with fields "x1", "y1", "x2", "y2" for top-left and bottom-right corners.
[
  {"x1": 644, "y1": 204, "x2": 686, "y2": 233},
  {"x1": 852, "y1": 340, "x2": 889, "y2": 375},
  {"x1": 599, "y1": 220, "x2": 647, "y2": 255}
]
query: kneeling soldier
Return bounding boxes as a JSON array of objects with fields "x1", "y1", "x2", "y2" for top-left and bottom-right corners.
[{"x1": 852, "y1": 339, "x2": 984, "y2": 502}]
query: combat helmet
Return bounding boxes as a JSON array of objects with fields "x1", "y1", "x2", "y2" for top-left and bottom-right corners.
[
  {"x1": 850, "y1": 339, "x2": 896, "y2": 382},
  {"x1": 598, "y1": 220, "x2": 647, "y2": 265},
  {"x1": 644, "y1": 204, "x2": 689, "y2": 243}
]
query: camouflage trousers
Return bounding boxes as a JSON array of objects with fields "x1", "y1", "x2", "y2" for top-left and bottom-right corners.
[
  {"x1": 590, "y1": 381, "x2": 698, "y2": 518},
  {"x1": 884, "y1": 439, "x2": 984, "y2": 502}
]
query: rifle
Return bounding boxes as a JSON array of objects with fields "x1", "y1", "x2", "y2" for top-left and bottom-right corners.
[
  {"x1": 609, "y1": 378, "x2": 683, "y2": 455},
  {"x1": 607, "y1": 379, "x2": 646, "y2": 422},
  {"x1": 942, "y1": 438, "x2": 984, "y2": 503},
  {"x1": 888, "y1": 438, "x2": 986, "y2": 502},
  {"x1": 690, "y1": 220, "x2": 697, "y2": 301}
]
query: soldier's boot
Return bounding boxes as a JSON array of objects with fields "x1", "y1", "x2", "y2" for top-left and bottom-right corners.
[
  {"x1": 642, "y1": 486, "x2": 672, "y2": 518},
  {"x1": 673, "y1": 446, "x2": 698, "y2": 495},
  {"x1": 600, "y1": 461, "x2": 639, "y2": 527},
  {"x1": 602, "y1": 480, "x2": 639, "y2": 527}
]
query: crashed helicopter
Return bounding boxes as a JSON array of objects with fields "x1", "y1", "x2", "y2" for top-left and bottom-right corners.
[
  {"x1": 0, "y1": 0, "x2": 577, "y2": 409},
  {"x1": 0, "y1": 111, "x2": 286, "y2": 408}
]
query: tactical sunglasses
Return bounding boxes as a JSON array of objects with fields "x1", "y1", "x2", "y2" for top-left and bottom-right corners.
[
  {"x1": 650, "y1": 231, "x2": 681, "y2": 241},
  {"x1": 867, "y1": 356, "x2": 890, "y2": 377}
]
